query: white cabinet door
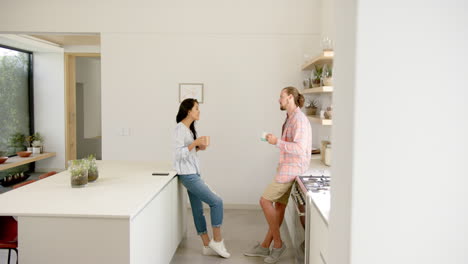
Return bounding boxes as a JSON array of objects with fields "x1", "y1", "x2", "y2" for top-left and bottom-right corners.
[{"x1": 308, "y1": 196, "x2": 329, "y2": 264}]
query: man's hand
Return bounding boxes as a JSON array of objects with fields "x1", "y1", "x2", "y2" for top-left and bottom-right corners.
[{"x1": 266, "y1": 134, "x2": 278, "y2": 145}]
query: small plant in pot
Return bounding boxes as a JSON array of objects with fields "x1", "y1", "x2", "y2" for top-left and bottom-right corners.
[
  {"x1": 322, "y1": 64, "x2": 333, "y2": 86},
  {"x1": 69, "y1": 159, "x2": 88, "y2": 188},
  {"x1": 311, "y1": 65, "x2": 323, "y2": 87},
  {"x1": 305, "y1": 98, "x2": 320, "y2": 116},
  {"x1": 32, "y1": 132, "x2": 44, "y2": 153},
  {"x1": 86, "y1": 154, "x2": 99, "y2": 182},
  {"x1": 25, "y1": 136, "x2": 34, "y2": 152}
]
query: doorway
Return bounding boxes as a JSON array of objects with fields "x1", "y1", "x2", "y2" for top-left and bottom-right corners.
[{"x1": 65, "y1": 53, "x2": 101, "y2": 165}]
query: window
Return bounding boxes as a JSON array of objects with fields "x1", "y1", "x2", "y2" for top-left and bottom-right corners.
[{"x1": 0, "y1": 45, "x2": 33, "y2": 160}]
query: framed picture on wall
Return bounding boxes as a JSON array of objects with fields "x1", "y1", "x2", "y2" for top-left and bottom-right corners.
[{"x1": 179, "y1": 83, "x2": 204, "y2": 103}]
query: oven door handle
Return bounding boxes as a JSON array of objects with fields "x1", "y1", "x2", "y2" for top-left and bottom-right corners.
[{"x1": 291, "y1": 192, "x2": 305, "y2": 217}]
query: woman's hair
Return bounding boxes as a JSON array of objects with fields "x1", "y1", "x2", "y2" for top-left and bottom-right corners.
[
  {"x1": 176, "y1": 98, "x2": 198, "y2": 139},
  {"x1": 283, "y1": 86, "x2": 305, "y2": 108}
]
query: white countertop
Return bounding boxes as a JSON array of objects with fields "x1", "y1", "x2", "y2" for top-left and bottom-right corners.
[
  {"x1": 0, "y1": 160, "x2": 177, "y2": 219},
  {"x1": 304, "y1": 159, "x2": 331, "y2": 224}
]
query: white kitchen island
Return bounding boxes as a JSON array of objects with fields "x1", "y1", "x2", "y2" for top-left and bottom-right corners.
[{"x1": 0, "y1": 160, "x2": 187, "y2": 264}]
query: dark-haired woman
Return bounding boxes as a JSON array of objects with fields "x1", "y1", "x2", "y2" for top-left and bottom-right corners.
[{"x1": 173, "y1": 98, "x2": 230, "y2": 258}]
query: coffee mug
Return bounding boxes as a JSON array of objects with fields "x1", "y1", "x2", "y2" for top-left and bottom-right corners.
[{"x1": 261, "y1": 132, "x2": 268, "y2": 142}]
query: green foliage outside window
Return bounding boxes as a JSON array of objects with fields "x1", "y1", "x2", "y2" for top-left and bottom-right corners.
[{"x1": 0, "y1": 46, "x2": 31, "y2": 179}]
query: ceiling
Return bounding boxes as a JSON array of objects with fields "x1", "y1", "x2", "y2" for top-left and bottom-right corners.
[{"x1": 29, "y1": 34, "x2": 100, "y2": 46}]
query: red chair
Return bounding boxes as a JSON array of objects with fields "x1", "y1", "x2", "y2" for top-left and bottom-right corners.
[
  {"x1": 0, "y1": 216, "x2": 18, "y2": 264},
  {"x1": 12, "y1": 179, "x2": 36, "y2": 189},
  {"x1": 38, "y1": 171, "x2": 57, "y2": 180}
]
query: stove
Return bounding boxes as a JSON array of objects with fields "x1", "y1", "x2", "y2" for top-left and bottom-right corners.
[{"x1": 298, "y1": 175, "x2": 331, "y2": 193}]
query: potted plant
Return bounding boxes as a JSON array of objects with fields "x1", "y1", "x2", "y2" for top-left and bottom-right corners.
[
  {"x1": 32, "y1": 132, "x2": 44, "y2": 153},
  {"x1": 86, "y1": 154, "x2": 99, "y2": 182},
  {"x1": 8, "y1": 132, "x2": 25, "y2": 153},
  {"x1": 311, "y1": 65, "x2": 323, "y2": 87},
  {"x1": 25, "y1": 135, "x2": 34, "y2": 152},
  {"x1": 322, "y1": 64, "x2": 333, "y2": 86},
  {"x1": 69, "y1": 159, "x2": 88, "y2": 188},
  {"x1": 305, "y1": 98, "x2": 320, "y2": 116}
]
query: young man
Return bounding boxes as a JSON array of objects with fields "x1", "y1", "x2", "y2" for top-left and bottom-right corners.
[{"x1": 245, "y1": 87, "x2": 312, "y2": 263}]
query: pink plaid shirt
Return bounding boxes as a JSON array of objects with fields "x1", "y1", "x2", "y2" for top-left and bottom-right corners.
[{"x1": 275, "y1": 107, "x2": 312, "y2": 183}]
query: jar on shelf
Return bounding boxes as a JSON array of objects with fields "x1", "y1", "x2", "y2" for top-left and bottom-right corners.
[
  {"x1": 322, "y1": 64, "x2": 333, "y2": 86},
  {"x1": 324, "y1": 144, "x2": 332, "y2": 166}
]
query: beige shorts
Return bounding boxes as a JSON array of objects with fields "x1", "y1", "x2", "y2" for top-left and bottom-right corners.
[{"x1": 262, "y1": 180, "x2": 294, "y2": 205}]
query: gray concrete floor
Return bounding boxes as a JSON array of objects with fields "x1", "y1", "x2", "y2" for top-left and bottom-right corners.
[{"x1": 170, "y1": 209, "x2": 295, "y2": 264}]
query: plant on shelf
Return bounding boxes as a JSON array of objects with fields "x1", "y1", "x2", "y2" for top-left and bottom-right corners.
[
  {"x1": 86, "y1": 154, "x2": 99, "y2": 182},
  {"x1": 322, "y1": 64, "x2": 333, "y2": 86},
  {"x1": 8, "y1": 132, "x2": 25, "y2": 153},
  {"x1": 324, "y1": 106, "x2": 333, "y2": 120},
  {"x1": 311, "y1": 65, "x2": 323, "y2": 87},
  {"x1": 32, "y1": 132, "x2": 44, "y2": 153},
  {"x1": 25, "y1": 135, "x2": 34, "y2": 152},
  {"x1": 305, "y1": 98, "x2": 320, "y2": 116},
  {"x1": 69, "y1": 159, "x2": 88, "y2": 188}
]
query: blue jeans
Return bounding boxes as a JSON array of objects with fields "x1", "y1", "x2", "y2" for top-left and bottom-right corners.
[{"x1": 178, "y1": 174, "x2": 223, "y2": 235}]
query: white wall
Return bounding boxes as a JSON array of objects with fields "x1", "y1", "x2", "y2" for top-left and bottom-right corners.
[
  {"x1": 330, "y1": 0, "x2": 468, "y2": 264},
  {"x1": 33, "y1": 52, "x2": 66, "y2": 171},
  {"x1": 76, "y1": 57, "x2": 101, "y2": 139},
  {"x1": 101, "y1": 33, "x2": 316, "y2": 204},
  {"x1": 0, "y1": 0, "x2": 322, "y2": 205}
]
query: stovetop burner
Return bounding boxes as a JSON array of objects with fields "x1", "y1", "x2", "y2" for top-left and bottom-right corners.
[{"x1": 299, "y1": 175, "x2": 330, "y2": 192}]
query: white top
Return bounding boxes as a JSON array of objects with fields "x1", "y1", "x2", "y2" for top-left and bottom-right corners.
[
  {"x1": 0, "y1": 160, "x2": 177, "y2": 219},
  {"x1": 173, "y1": 122, "x2": 200, "y2": 175}
]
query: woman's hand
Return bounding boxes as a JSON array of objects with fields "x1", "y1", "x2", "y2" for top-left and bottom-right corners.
[
  {"x1": 198, "y1": 145, "x2": 207, "y2": 151},
  {"x1": 195, "y1": 136, "x2": 209, "y2": 147}
]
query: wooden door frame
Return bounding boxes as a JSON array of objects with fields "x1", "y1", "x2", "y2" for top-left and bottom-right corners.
[{"x1": 64, "y1": 53, "x2": 100, "y2": 167}]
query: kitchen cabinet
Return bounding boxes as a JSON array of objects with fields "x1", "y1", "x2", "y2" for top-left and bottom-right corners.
[
  {"x1": 307, "y1": 194, "x2": 329, "y2": 264},
  {"x1": 0, "y1": 160, "x2": 186, "y2": 264}
]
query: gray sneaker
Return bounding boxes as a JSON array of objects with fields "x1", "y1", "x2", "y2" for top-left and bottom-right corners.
[
  {"x1": 244, "y1": 242, "x2": 270, "y2": 257},
  {"x1": 264, "y1": 243, "x2": 286, "y2": 263}
]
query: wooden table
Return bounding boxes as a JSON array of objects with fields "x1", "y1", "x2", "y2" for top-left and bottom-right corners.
[{"x1": 0, "y1": 152, "x2": 56, "y2": 171}]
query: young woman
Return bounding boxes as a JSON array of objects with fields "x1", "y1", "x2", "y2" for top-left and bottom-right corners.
[{"x1": 173, "y1": 98, "x2": 230, "y2": 258}]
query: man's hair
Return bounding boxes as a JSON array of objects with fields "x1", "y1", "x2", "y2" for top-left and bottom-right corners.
[{"x1": 282, "y1": 86, "x2": 304, "y2": 108}]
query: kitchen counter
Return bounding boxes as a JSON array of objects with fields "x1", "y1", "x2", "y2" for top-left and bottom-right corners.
[
  {"x1": 304, "y1": 159, "x2": 331, "y2": 224},
  {"x1": 0, "y1": 160, "x2": 176, "y2": 219},
  {"x1": 0, "y1": 160, "x2": 187, "y2": 264}
]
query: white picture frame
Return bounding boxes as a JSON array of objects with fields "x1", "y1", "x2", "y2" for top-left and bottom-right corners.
[{"x1": 179, "y1": 83, "x2": 204, "y2": 103}]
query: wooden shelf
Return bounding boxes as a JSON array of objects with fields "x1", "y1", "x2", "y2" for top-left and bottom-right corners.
[
  {"x1": 0, "y1": 152, "x2": 56, "y2": 171},
  {"x1": 303, "y1": 86, "x2": 333, "y2": 94},
  {"x1": 302, "y1": 51, "x2": 334, "y2": 71},
  {"x1": 308, "y1": 116, "x2": 333, "y2": 126}
]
